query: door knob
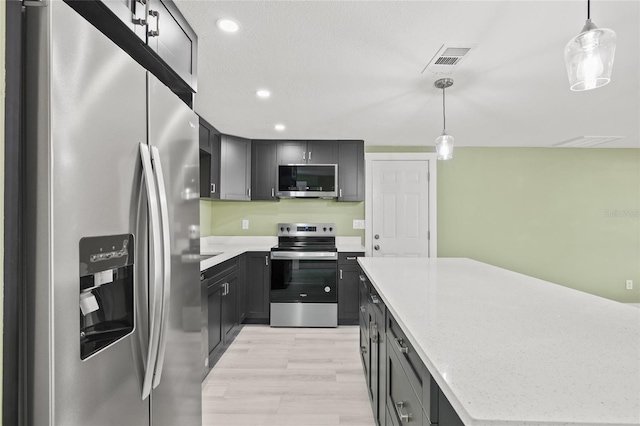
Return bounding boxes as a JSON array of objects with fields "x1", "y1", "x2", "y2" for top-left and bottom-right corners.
[
  {"x1": 374, "y1": 234, "x2": 379, "y2": 239},
  {"x1": 374, "y1": 245, "x2": 380, "y2": 250}
]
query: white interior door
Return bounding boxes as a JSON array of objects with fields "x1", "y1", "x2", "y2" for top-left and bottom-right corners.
[{"x1": 365, "y1": 153, "x2": 437, "y2": 257}]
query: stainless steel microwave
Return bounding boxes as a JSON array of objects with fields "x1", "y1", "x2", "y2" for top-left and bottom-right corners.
[{"x1": 277, "y1": 164, "x2": 338, "y2": 198}]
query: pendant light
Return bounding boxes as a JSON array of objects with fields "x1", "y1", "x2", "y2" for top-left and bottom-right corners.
[
  {"x1": 434, "y1": 78, "x2": 454, "y2": 160},
  {"x1": 564, "y1": 0, "x2": 616, "y2": 91}
]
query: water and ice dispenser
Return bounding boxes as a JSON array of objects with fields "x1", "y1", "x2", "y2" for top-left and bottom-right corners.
[{"x1": 79, "y1": 234, "x2": 134, "y2": 360}]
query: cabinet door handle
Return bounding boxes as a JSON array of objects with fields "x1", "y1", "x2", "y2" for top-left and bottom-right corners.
[
  {"x1": 394, "y1": 337, "x2": 409, "y2": 354},
  {"x1": 339, "y1": 269, "x2": 343, "y2": 280},
  {"x1": 359, "y1": 275, "x2": 366, "y2": 282},
  {"x1": 148, "y1": 9, "x2": 160, "y2": 37},
  {"x1": 394, "y1": 401, "x2": 411, "y2": 423},
  {"x1": 200, "y1": 274, "x2": 204, "y2": 282},
  {"x1": 370, "y1": 294, "x2": 380, "y2": 304},
  {"x1": 369, "y1": 321, "x2": 378, "y2": 343},
  {"x1": 308, "y1": 151, "x2": 312, "y2": 161},
  {"x1": 360, "y1": 345, "x2": 367, "y2": 354},
  {"x1": 360, "y1": 305, "x2": 365, "y2": 313},
  {"x1": 339, "y1": 188, "x2": 342, "y2": 198},
  {"x1": 211, "y1": 183, "x2": 215, "y2": 194},
  {"x1": 265, "y1": 256, "x2": 269, "y2": 266},
  {"x1": 271, "y1": 188, "x2": 275, "y2": 198},
  {"x1": 346, "y1": 256, "x2": 356, "y2": 260},
  {"x1": 133, "y1": 0, "x2": 148, "y2": 25},
  {"x1": 247, "y1": 188, "x2": 251, "y2": 198}
]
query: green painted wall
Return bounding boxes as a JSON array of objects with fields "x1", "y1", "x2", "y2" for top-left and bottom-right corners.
[
  {"x1": 202, "y1": 146, "x2": 639, "y2": 303},
  {"x1": 437, "y1": 147, "x2": 640, "y2": 303},
  {"x1": 201, "y1": 199, "x2": 364, "y2": 239}
]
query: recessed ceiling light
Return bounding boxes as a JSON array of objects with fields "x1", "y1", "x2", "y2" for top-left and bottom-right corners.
[
  {"x1": 274, "y1": 124, "x2": 285, "y2": 131},
  {"x1": 217, "y1": 19, "x2": 239, "y2": 33},
  {"x1": 256, "y1": 90, "x2": 271, "y2": 98}
]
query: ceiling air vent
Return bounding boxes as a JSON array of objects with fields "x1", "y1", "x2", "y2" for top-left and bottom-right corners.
[
  {"x1": 553, "y1": 136, "x2": 625, "y2": 148},
  {"x1": 422, "y1": 43, "x2": 478, "y2": 75}
]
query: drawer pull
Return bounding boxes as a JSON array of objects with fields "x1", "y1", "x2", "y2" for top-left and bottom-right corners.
[
  {"x1": 346, "y1": 256, "x2": 356, "y2": 260},
  {"x1": 394, "y1": 338, "x2": 409, "y2": 354},
  {"x1": 359, "y1": 275, "x2": 366, "y2": 282},
  {"x1": 360, "y1": 345, "x2": 367, "y2": 354},
  {"x1": 370, "y1": 294, "x2": 380, "y2": 304},
  {"x1": 360, "y1": 305, "x2": 365, "y2": 313},
  {"x1": 394, "y1": 401, "x2": 412, "y2": 423},
  {"x1": 200, "y1": 274, "x2": 205, "y2": 281}
]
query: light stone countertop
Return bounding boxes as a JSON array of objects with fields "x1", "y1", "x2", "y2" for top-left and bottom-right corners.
[
  {"x1": 357, "y1": 257, "x2": 640, "y2": 426},
  {"x1": 200, "y1": 236, "x2": 364, "y2": 271}
]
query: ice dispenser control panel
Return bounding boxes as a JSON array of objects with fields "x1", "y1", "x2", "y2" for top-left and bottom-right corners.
[{"x1": 79, "y1": 234, "x2": 134, "y2": 360}]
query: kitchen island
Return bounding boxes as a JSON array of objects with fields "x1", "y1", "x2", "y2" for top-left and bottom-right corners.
[{"x1": 357, "y1": 257, "x2": 640, "y2": 426}]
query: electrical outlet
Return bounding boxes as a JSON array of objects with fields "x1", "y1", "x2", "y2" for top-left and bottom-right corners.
[
  {"x1": 353, "y1": 219, "x2": 365, "y2": 229},
  {"x1": 626, "y1": 280, "x2": 634, "y2": 290},
  {"x1": 242, "y1": 219, "x2": 249, "y2": 230}
]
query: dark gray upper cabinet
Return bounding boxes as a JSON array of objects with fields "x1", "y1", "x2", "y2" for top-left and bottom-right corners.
[
  {"x1": 251, "y1": 141, "x2": 278, "y2": 201},
  {"x1": 307, "y1": 140, "x2": 338, "y2": 164},
  {"x1": 277, "y1": 141, "x2": 307, "y2": 164},
  {"x1": 220, "y1": 135, "x2": 251, "y2": 200},
  {"x1": 338, "y1": 140, "x2": 364, "y2": 202},
  {"x1": 199, "y1": 117, "x2": 220, "y2": 199},
  {"x1": 277, "y1": 140, "x2": 338, "y2": 165},
  {"x1": 146, "y1": 0, "x2": 198, "y2": 92},
  {"x1": 65, "y1": 0, "x2": 198, "y2": 104}
]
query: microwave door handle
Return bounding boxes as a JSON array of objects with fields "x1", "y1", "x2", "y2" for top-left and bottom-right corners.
[
  {"x1": 150, "y1": 146, "x2": 172, "y2": 389},
  {"x1": 139, "y1": 143, "x2": 163, "y2": 400}
]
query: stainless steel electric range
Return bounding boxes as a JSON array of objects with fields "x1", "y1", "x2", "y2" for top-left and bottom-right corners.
[{"x1": 270, "y1": 223, "x2": 338, "y2": 327}]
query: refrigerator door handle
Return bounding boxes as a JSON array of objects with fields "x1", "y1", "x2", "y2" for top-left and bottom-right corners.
[
  {"x1": 150, "y1": 146, "x2": 172, "y2": 389},
  {"x1": 139, "y1": 143, "x2": 163, "y2": 400}
]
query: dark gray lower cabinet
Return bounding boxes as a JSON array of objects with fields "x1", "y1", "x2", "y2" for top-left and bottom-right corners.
[
  {"x1": 245, "y1": 252, "x2": 270, "y2": 322},
  {"x1": 203, "y1": 257, "x2": 241, "y2": 369},
  {"x1": 359, "y1": 267, "x2": 464, "y2": 426},
  {"x1": 338, "y1": 252, "x2": 363, "y2": 324},
  {"x1": 360, "y1": 271, "x2": 386, "y2": 426}
]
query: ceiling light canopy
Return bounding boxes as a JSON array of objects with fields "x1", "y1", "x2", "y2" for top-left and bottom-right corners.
[
  {"x1": 564, "y1": 0, "x2": 616, "y2": 91},
  {"x1": 217, "y1": 19, "x2": 239, "y2": 33},
  {"x1": 434, "y1": 78, "x2": 454, "y2": 161}
]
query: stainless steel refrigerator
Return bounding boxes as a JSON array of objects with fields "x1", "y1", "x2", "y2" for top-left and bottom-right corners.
[{"x1": 24, "y1": 2, "x2": 201, "y2": 425}]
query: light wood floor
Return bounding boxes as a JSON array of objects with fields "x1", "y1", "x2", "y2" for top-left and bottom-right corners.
[{"x1": 202, "y1": 325, "x2": 375, "y2": 426}]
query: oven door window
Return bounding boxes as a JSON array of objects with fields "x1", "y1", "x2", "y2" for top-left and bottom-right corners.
[{"x1": 271, "y1": 259, "x2": 337, "y2": 303}]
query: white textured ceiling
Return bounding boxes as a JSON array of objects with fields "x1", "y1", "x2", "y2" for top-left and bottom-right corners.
[{"x1": 175, "y1": 0, "x2": 640, "y2": 148}]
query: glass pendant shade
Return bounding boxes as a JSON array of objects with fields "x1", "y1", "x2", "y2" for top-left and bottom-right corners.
[
  {"x1": 435, "y1": 134, "x2": 454, "y2": 160},
  {"x1": 565, "y1": 19, "x2": 616, "y2": 91}
]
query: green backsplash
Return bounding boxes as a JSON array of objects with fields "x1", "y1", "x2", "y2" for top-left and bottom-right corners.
[
  {"x1": 201, "y1": 147, "x2": 640, "y2": 303},
  {"x1": 201, "y1": 199, "x2": 364, "y2": 239}
]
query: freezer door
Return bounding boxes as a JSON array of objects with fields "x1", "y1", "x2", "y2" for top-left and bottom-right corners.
[
  {"x1": 25, "y1": 2, "x2": 150, "y2": 425},
  {"x1": 147, "y1": 74, "x2": 202, "y2": 425}
]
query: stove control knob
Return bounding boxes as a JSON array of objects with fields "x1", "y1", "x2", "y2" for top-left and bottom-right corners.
[
  {"x1": 324, "y1": 286, "x2": 331, "y2": 293},
  {"x1": 329, "y1": 227, "x2": 333, "y2": 232},
  {"x1": 286, "y1": 227, "x2": 290, "y2": 232},
  {"x1": 280, "y1": 227, "x2": 284, "y2": 232},
  {"x1": 323, "y1": 227, "x2": 327, "y2": 232}
]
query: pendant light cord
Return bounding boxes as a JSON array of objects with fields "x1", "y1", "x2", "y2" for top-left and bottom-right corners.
[
  {"x1": 442, "y1": 87, "x2": 447, "y2": 133},
  {"x1": 587, "y1": 0, "x2": 590, "y2": 19}
]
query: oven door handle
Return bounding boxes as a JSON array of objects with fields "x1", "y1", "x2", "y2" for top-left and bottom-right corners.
[{"x1": 270, "y1": 251, "x2": 338, "y2": 261}]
